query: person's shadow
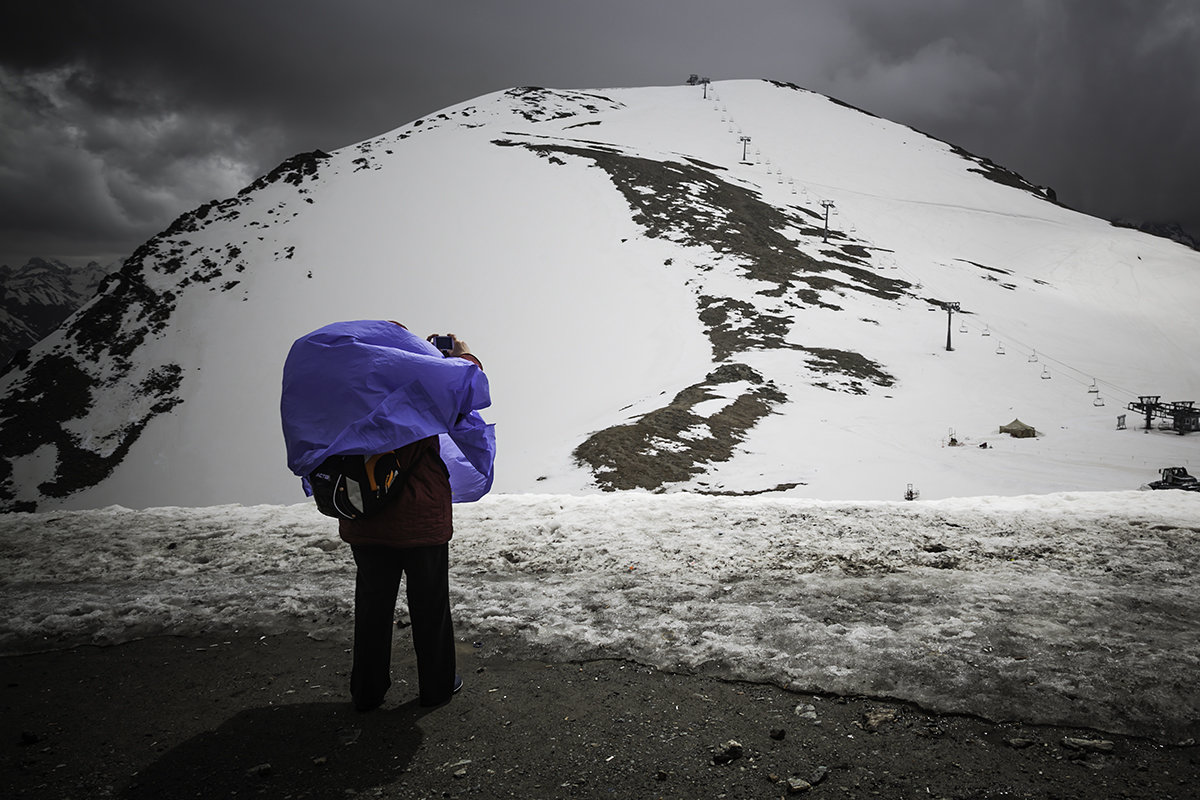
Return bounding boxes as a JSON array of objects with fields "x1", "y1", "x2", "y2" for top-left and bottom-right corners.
[{"x1": 120, "y1": 700, "x2": 425, "y2": 799}]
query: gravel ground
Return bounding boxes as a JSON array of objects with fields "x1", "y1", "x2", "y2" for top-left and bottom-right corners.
[{"x1": 3, "y1": 630, "x2": 1198, "y2": 799}]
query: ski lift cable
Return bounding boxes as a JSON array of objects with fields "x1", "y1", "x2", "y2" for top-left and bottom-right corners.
[
  {"x1": 710, "y1": 105, "x2": 1144, "y2": 409},
  {"x1": 968, "y1": 318, "x2": 1141, "y2": 403},
  {"x1": 921, "y1": 257, "x2": 1137, "y2": 407},
  {"x1": 877, "y1": 257, "x2": 1138, "y2": 409},
  {"x1": 885, "y1": 266, "x2": 1094, "y2": 395},
  {"x1": 976, "y1": 317, "x2": 1139, "y2": 397},
  {"x1": 900, "y1": 267, "x2": 1142, "y2": 405},
  {"x1": 965, "y1": 317, "x2": 1136, "y2": 397},
  {"x1": 909, "y1": 269, "x2": 1134, "y2": 402}
]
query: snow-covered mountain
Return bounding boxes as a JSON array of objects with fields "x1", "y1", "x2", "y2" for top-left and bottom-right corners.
[
  {"x1": 0, "y1": 257, "x2": 113, "y2": 365},
  {"x1": 2, "y1": 79, "x2": 1198, "y2": 512}
]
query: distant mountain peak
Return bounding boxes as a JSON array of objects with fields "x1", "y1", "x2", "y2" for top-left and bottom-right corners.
[{"x1": 0, "y1": 257, "x2": 116, "y2": 368}]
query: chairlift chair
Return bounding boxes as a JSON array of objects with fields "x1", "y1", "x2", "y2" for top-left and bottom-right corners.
[
  {"x1": 1028, "y1": 351, "x2": 1038, "y2": 363},
  {"x1": 1093, "y1": 396, "x2": 1105, "y2": 407},
  {"x1": 1041, "y1": 366, "x2": 1051, "y2": 379},
  {"x1": 982, "y1": 326, "x2": 991, "y2": 336},
  {"x1": 995, "y1": 343, "x2": 1005, "y2": 355},
  {"x1": 1088, "y1": 380, "x2": 1099, "y2": 394}
]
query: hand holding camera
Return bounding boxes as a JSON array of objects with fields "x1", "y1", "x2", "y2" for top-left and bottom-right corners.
[{"x1": 428, "y1": 334, "x2": 471, "y2": 358}]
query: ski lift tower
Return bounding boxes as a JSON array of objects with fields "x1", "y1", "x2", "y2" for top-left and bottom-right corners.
[
  {"x1": 821, "y1": 200, "x2": 836, "y2": 242},
  {"x1": 1131, "y1": 395, "x2": 1161, "y2": 430},
  {"x1": 945, "y1": 302, "x2": 961, "y2": 351},
  {"x1": 1126, "y1": 396, "x2": 1200, "y2": 434}
]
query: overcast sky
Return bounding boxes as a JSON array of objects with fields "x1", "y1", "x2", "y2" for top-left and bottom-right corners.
[{"x1": 2, "y1": 0, "x2": 1198, "y2": 268}]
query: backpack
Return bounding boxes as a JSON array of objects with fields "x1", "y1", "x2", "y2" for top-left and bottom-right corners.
[{"x1": 308, "y1": 451, "x2": 406, "y2": 520}]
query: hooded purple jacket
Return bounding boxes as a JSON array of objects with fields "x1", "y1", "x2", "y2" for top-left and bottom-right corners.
[{"x1": 281, "y1": 320, "x2": 495, "y2": 546}]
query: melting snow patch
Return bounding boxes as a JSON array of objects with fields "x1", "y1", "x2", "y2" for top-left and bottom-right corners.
[{"x1": 1, "y1": 491, "x2": 1197, "y2": 743}]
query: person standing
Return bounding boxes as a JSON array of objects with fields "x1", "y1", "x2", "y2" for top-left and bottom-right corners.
[
  {"x1": 281, "y1": 321, "x2": 494, "y2": 711},
  {"x1": 339, "y1": 333, "x2": 482, "y2": 710}
]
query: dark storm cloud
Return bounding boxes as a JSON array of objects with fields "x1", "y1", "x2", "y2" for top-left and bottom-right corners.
[
  {"x1": 827, "y1": 0, "x2": 1200, "y2": 230},
  {"x1": 1, "y1": 1, "x2": 1198, "y2": 267}
]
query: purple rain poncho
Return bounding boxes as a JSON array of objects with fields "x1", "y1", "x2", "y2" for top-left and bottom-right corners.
[{"x1": 281, "y1": 320, "x2": 495, "y2": 503}]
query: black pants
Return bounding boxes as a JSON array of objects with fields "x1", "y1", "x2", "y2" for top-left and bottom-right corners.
[{"x1": 350, "y1": 543, "x2": 456, "y2": 708}]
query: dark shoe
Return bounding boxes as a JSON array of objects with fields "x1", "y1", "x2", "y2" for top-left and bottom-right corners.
[
  {"x1": 354, "y1": 695, "x2": 385, "y2": 713},
  {"x1": 419, "y1": 675, "x2": 463, "y2": 708}
]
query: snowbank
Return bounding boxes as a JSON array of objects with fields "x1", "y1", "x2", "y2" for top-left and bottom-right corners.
[{"x1": 1, "y1": 491, "x2": 1197, "y2": 741}]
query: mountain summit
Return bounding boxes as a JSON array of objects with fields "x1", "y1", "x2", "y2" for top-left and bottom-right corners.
[{"x1": 2, "y1": 80, "x2": 1198, "y2": 511}]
